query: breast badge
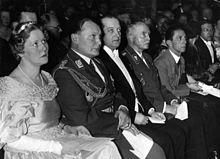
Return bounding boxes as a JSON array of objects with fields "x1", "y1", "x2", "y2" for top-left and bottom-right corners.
[
  {"x1": 75, "y1": 59, "x2": 84, "y2": 68},
  {"x1": 132, "y1": 55, "x2": 140, "y2": 65}
]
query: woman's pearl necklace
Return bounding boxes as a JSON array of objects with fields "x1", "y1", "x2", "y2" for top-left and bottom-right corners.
[{"x1": 18, "y1": 65, "x2": 44, "y2": 89}]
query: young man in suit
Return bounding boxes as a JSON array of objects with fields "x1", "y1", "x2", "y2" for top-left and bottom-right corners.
[
  {"x1": 194, "y1": 20, "x2": 220, "y2": 77},
  {"x1": 121, "y1": 21, "x2": 208, "y2": 159},
  {"x1": 53, "y1": 16, "x2": 166, "y2": 159},
  {"x1": 154, "y1": 26, "x2": 200, "y2": 97},
  {"x1": 154, "y1": 25, "x2": 220, "y2": 158}
]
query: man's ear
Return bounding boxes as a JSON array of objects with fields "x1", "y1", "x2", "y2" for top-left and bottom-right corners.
[
  {"x1": 70, "y1": 33, "x2": 78, "y2": 44},
  {"x1": 166, "y1": 40, "x2": 172, "y2": 47}
]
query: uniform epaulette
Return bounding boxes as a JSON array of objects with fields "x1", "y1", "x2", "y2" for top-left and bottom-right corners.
[
  {"x1": 122, "y1": 52, "x2": 127, "y2": 56},
  {"x1": 52, "y1": 60, "x2": 68, "y2": 78}
]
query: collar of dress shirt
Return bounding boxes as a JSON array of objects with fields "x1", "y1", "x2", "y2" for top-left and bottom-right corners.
[
  {"x1": 71, "y1": 48, "x2": 91, "y2": 64},
  {"x1": 169, "y1": 49, "x2": 181, "y2": 63},
  {"x1": 200, "y1": 36, "x2": 212, "y2": 45},
  {"x1": 103, "y1": 45, "x2": 119, "y2": 57}
]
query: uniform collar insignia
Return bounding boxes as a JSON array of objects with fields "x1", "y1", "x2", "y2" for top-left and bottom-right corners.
[{"x1": 75, "y1": 59, "x2": 84, "y2": 68}]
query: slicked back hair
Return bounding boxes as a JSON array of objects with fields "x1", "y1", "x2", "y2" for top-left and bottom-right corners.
[
  {"x1": 165, "y1": 25, "x2": 185, "y2": 41},
  {"x1": 61, "y1": 16, "x2": 93, "y2": 38}
]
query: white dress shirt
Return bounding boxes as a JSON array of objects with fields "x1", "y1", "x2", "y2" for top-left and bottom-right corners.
[
  {"x1": 104, "y1": 46, "x2": 143, "y2": 112},
  {"x1": 169, "y1": 49, "x2": 181, "y2": 64}
]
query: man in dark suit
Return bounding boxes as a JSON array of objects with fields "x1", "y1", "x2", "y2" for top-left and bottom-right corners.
[
  {"x1": 120, "y1": 21, "x2": 208, "y2": 159},
  {"x1": 194, "y1": 20, "x2": 220, "y2": 78},
  {"x1": 53, "y1": 17, "x2": 166, "y2": 159}
]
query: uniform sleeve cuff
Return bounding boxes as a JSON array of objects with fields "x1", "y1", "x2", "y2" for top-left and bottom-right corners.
[{"x1": 162, "y1": 102, "x2": 166, "y2": 113}]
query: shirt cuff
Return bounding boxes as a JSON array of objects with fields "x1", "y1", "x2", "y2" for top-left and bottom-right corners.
[
  {"x1": 118, "y1": 105, "x2": 129, "y2": 112},
  {"x1": 170, "y1": 99, "x2": 179, "y2": 106},
  {"x1": 162, "y1": 102, "x2": 166, "y2": 113},
  {"x1": 148, "y1": 108, "x2": 155, "y2": 115}
]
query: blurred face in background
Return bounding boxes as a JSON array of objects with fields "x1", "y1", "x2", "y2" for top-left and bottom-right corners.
[
  {"x1": 43, "y1": 13, "x2": 62, "y2": 40},
  {"x1": 178, "y1": 15, "x2": 188, "y2": 26},
  {"x1": 0, "y1": 11, "x2": 10, "y2": 27},
  {"x1": 102, "y1": 17, "x2": 121, "y2": 50},
  {"x1": 215, "y1": 19, "x2": 220, "y2": 31},
  {"x1": 117, "y1": 13, "x2": 131, "y2": 25},
  {"x1": 157, "y1": 16, "x2": 169, "y2": 35},
  {"x1": 20, "y1": 11, "x2": 37, "y2": 23},
  {"x1": 163, "y1": 10, "x2": 174, "y2": 21},
  {"x1": 202, "y1": 8, "x2": 213, "y2": 21},
  {"x1": 201, "y1": 23, "x2": 213, "y2": 41}
]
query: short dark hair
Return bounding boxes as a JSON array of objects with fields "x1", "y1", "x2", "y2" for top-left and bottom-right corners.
[
  {"x1": 165, "y1": 25, "x2": 185, "y2": 41},
  {"x1": 99, "y1": 15, "x2": 120, "y2": 37},
  {"x1": 100, "y1": 15, "x2": 118, "y2": 28},
  {"x1": 199, "y1": 19, "x2": 213, "y2": 34},
  {"x1": 61, "y1": 16, "x2": 93, "y2": 38}
]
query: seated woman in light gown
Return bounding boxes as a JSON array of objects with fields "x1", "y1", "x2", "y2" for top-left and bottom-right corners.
[{"x1": 0, "y1": 22, "x2": 122, "y2": 159}]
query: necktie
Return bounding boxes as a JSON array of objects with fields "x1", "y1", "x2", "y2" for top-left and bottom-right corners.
[
  {"x1": 177, "y1": 60, "x2": 181, "y2": 67},
  {"x1": 141, "y1": 55, "x2": 149, "y2": 68},
  {"x1": 89, "y1": 59, "x2": 96, "y2": 71},
  {"x1": 90, "y1": 59, "x2": 105, "y2": 83}
]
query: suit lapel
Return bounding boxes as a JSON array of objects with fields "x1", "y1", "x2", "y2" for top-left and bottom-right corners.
[
  {"x1": 101, "y1": 49, "x2": 132, "y2": 89},
  {"x1": 142, "y1": 53, "x2": 155, "y2": 70},
  {"x1": 167, "y1": 50, "x2": 181, "y2": 78},
  {"x1": 120, "y1": 53, "x2": 146, "y2": 99},
  {"x1": 198, "y1": 38, "x2": 213, "y2": 64},
  {"x1": 211, "y1": 44, "x2": 218, "y2": 63},
  {"x1": 92, "y1": 58, "x2": 109, "y2": 86}
]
